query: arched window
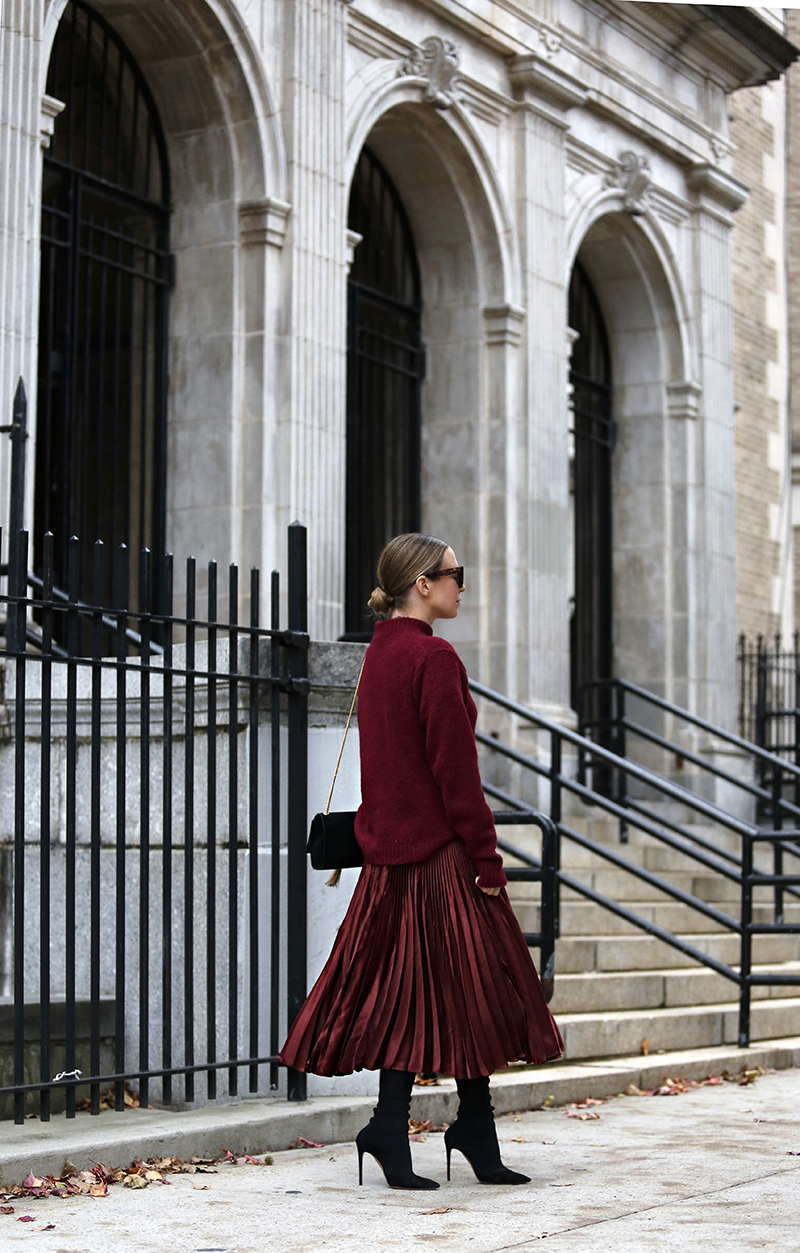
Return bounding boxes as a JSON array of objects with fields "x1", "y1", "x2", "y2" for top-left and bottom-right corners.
[
  {"x1": 569, "y1": 260, "x2": 614, "y2": 720},
  {"x1": 37, "y1": 0, "x2": 170, "y2": 600},
  {"x1": 345, "y1": 147, "x2": 423, "y2": 638}
]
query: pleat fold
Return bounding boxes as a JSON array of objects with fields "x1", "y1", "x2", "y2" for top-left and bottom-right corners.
[{"x1": 279, "y1": 839, "x2": 564, "y2": 1080}]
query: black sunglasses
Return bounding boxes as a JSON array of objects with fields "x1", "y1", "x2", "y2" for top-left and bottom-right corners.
[{"x1": 424, "y1": 565, "x2": 465, "y2": 589}]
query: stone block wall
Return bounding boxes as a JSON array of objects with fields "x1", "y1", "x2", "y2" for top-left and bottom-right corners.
[{"x1": 730, "y1": 77, "x2": 792, "y2": 642}]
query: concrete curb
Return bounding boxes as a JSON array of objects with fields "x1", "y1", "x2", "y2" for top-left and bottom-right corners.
[{"x1": 3, "y1": 1036, "x2": 799, "y2": 1188}]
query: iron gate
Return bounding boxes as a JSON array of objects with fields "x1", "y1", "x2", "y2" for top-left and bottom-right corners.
[{"x1": 0, "y1": 382, "x2": 309, "y2": 1123}]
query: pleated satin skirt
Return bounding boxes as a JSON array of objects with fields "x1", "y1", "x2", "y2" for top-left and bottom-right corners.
[{"x1": 278, "y1": 838, "x2": 563, "y2": 1079}]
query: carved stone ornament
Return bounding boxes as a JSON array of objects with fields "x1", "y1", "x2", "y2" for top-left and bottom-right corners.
[
  {"x1": 604, "y1": 151, "x2": 652, "y2": 215},
  {"x1": 400, "y1": 36, "x2": 461, "y2": 109},
  {"x1": 539, "y1": 28, "x2": 563, "y2": 59},
  {"x1": 709, "y1": 135, "x2": 732, "y2": 163}
]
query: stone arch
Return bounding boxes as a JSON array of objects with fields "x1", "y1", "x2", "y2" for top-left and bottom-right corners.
[
  {"x1": 40, "y1": 0, "x2": 287, "y2": 581},
  {"x1": 347, "y1": 65, "x2": 521, "y2": 310},
  {"x1": 345, "y1": 79, "x2": 524, "y2": 678},
  {"x1": 566, "y1": 205, "x2": 699, "y2": 705}
]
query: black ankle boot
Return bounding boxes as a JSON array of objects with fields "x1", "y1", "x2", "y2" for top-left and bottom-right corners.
[
  {"x1": 356, "y1": 1069, "x2": 439, "y2": 1190},
  {"x1": 445, "y1": 1076, "x2": 530, "y2": 1185}
]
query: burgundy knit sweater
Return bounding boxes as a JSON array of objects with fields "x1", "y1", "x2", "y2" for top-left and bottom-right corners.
[{"x1": 354, "y1": 616, "x2": 506, "y2": 889}]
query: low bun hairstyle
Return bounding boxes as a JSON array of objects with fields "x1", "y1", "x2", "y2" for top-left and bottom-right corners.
[{"x1": 368, "y1": 533, "x2": 449, "y2": 619}]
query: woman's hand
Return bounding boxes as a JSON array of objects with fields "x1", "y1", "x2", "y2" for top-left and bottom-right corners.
[{"x1": 476, "y1": 878, "x2": 501, "y2": 896}]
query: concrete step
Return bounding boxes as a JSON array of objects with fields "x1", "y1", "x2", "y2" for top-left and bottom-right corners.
[
  {"x1": 556, "y1": 995, "x2": 800, "y2": 1061},
  {"x1": 509, "y1": 898, "x2": 800, "y2": 937},
  {"x1": 554, "y1": 931, "x2": 800, "y2": 974},
  {"x1": 548, "y1": 962, "x2": 800, "y2": 1015}
]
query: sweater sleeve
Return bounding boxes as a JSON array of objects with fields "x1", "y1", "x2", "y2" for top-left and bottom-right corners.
[{"x1": 417, "y1": 648, "x2": 506, "y2": 888}]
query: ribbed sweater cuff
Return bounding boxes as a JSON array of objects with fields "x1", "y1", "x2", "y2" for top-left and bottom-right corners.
[{"x1": 474, "y1": 859, "x2": 507, "y2": 889}]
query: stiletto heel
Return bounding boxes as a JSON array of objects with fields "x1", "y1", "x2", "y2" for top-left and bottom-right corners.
[
  {"x1": 354, "y1": 1070, "x2": 439, "y2": 1191},
  {"x1": 355, "y1": 1124, "x2": 439, "y2": 1191},
  {"x1": 445, "y1": 1077, "x2": 531, "y2": 1186}
]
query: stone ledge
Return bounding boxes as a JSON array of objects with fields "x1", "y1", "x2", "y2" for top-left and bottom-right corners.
[{"x1": 2, "y1": 1038, "x2": 798, "y2": 1188}]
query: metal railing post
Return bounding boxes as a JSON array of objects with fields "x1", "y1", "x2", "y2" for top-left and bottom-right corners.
[
  {"x1": 286, "y1": 522, "x2": 308, "y2": 1102},
  {"x1": 614, "y1": 681, "x2": 628, "y2": 844},
  {"x1": 6, "y1": 378, "x2": 28, "y2": 655},
  {"x1": 549, "y1": 729, "x2": 562, "y2": 937},
  {"x1": 772, "y1": 766, "x2": 784, "y2": 926},
  {"x1": 539, "y1": 816, "x2": 557, "y2": 998},
  {"x1": 738, "y1": 832, "x2": 753, "y2": 1048}
]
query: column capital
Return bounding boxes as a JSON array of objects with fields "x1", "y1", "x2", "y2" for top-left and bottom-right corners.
[
  {"x1": 688, "y1": 164, "x2": 749, "y2": 219},
  {"x1": 40, "y1": 95, "x2": 65, "y2": 150},
  {"x1": 239, "y1": 198, "x2": 292, "y2": 248},
  {"x1": 508, "y1": 53, "x2": 587, "y2": 117}
]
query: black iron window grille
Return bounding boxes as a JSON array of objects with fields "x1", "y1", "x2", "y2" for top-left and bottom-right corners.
[
  {"x1": 37, "y1": 0, "x2": 171, "y2": 620},
  {"x1": 344, "y1": 148, "x2": 424, "y2": 640}
]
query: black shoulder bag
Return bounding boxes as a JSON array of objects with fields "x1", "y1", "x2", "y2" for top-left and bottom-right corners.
[{"x1": 306, "y1": 655, "x2": 366, "y2": 880}]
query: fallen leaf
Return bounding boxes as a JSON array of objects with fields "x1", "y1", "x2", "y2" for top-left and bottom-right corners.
[
  {"x1": 18, "y1": 1216, "x2": 35, "y2": 1222},
  {"x1": 786, "y1": 1151, "x2": 800, "y2": 1156},
  {"x1": 23, "y1": 1173, "x2": 45, "y2": 1190},
  {"x1": 641, "y1": 1038, "x2": 650, "y2": 1056},
  {"x1": 542, "y1": 1095, "x2": 555, "y2": 1108},
  {"x1": 541, "y1": 1141, "x2": 555, "y2": 1145},
  {"x1": 530, "y1": 1234, "x2": 548, "y2": 1240},
  {"x1": 221, "y1": 1150, "x2": 238, "y2": 1164},
  {"x1": 296, "y1": 1137, "x2": 323, "y2": 1149},
  {"x1": 89, "y1": 1182, "x2": 107, "y2": 1197},
  {"x1": 192, "y1": 1182, "x2": 209, "y2": 1190},
  {"x1": 550, "y1": 1182, "x2": 574, "y2": 1187},
  {"x1": 123, "y1": 1175, "x2": 147, "y2": 1189},
  {"x1": 626, "y1": 1083, "x2": 646, "y2": 1096},
  {"x1": 43, "y1": 1225, "x2": 55, "y2": 1231},
  {"x1": 507, "y1": 1137, "x2": 526, "y2": 1143},
  {"x1": 0, "y1": 1206, "x2": 13, "y2": 1215},
  {"x1": 565, "y1": 1109, "x2": 600, "y2": 1120},
  {"x1": 421, "y1": 1206, "x2": 451, "y2": 1214},
  {"x1": 144, "y1": 1170, "x2": 163, "y2": 1182}
]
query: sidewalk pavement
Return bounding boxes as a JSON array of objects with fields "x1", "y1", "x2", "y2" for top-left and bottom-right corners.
[{"x1": 1, "y1": 1061, "x2": 799, "y2": 1251}]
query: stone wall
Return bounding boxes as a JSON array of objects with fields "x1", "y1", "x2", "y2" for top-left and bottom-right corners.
[{"x1": 731, "y1": 77, "x2": 793, "y2": 641}]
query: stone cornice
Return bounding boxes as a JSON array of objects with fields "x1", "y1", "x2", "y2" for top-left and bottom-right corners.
[
  {"x1": 688, "y1": 164, "x2": 749, "y2": 215},
  {"x1": 508, "y1": 53, "x2": 588, "y2": 112}
]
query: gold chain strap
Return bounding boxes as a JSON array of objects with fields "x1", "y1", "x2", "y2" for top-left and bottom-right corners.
[{"x1": 324, "y1": 653, "x2": 367, "y2": 815}]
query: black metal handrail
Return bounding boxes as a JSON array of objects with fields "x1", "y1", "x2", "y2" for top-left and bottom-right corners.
[{"x1": 471, "y1": 676, "x2": 800, "y2": 1048}]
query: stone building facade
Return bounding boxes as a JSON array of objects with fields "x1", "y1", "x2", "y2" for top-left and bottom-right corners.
[{"x1": 0, "y1": 0, "x2": 796, "y2": 736}]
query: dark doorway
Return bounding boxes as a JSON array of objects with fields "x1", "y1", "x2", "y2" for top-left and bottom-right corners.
[
  {"x1": 37, "y1": 0, "x2": 171, "y2": 608},
  {"x1": 569, "y1": 260, "x2": 614, "y2": 751},
  {"x1": 344, "y1": 147, "x2": 423, "y2": 639}
]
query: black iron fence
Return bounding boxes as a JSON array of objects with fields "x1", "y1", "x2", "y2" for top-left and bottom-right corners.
[
  {"x1": 0, "y1": 381, "x2": 310, "y2": 1123},
  {"x1": 739, "y1": 634, "x2": 800, "y2": 808}
]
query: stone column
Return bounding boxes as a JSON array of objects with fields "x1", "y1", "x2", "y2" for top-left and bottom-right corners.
[
  {"x1": 687, "y1": 165, "x2": 748, "y2": 731},
  {"x1": 508, "y1": 55, "x2": 587, "y2": 715},
  {"x1": 0, "y1": 1, "x2": 47, "y2": 544},
  {"x1": 280, "y1": 0, "x2": 350, "y2": 642}
]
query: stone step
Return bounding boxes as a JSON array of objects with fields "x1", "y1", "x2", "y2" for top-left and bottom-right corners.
[
  {"x1": 556, "y1": 995, "x2": 800, "y2": 1061},
  {"x1": 510, "y1": 898, "x2": 800, "y2": 937},
  {"x1": 558, "y1": 869, "x2": 775, "y2": 904},
  {"x1": 547, "y1": 963, "x2": 800, "y2": 1015},
  {"x1": 554, "y1": 931, "x2": 800, "y2": 974}
]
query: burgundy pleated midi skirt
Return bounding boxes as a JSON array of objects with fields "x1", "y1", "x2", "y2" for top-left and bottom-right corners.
[{"x1": 278, "y1": 838, "x2": 563, "y2": 1079}]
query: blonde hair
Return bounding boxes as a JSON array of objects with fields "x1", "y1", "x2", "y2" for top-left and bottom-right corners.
[{"x1": 367, "y1": 533, "x2": 449, "y2": 618}]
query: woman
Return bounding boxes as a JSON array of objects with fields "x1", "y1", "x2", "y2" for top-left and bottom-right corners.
[{"x1": 279, "y1": 533, "x2": 563, "y2": 1189}]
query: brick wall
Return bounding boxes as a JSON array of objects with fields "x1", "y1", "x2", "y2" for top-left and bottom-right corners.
[
  {"x1": 787, "y1": 12, "x2": 800, "y2": 630},
  {"x1": 730, "y1": 78, "x2": 789, "y2": 641}
]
